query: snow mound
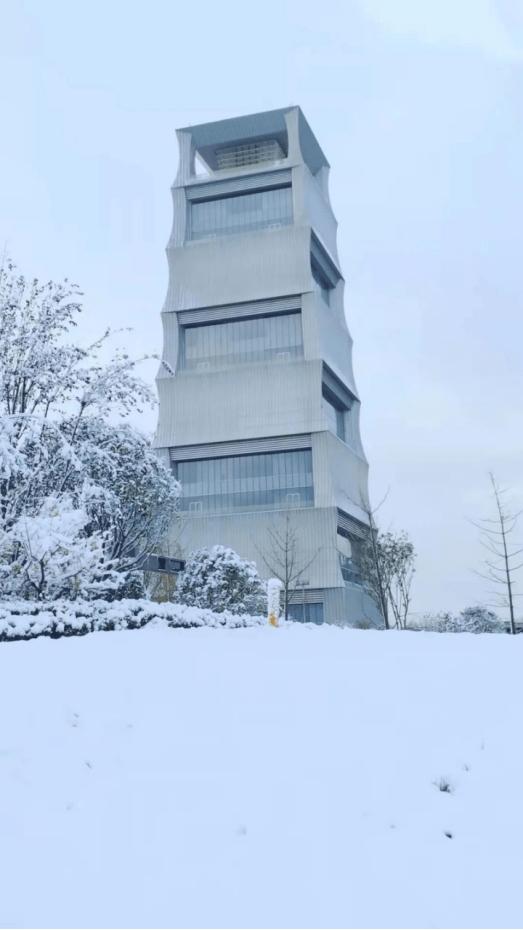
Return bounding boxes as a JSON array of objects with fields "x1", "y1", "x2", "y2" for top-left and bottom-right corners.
[{"x1": 1, "y1": 625, "x2": 522, "y2": 929}]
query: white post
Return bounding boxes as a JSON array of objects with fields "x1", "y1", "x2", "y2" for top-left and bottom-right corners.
[{"x1": 267, "y1": 578, "x2": 283, "y2": 627}]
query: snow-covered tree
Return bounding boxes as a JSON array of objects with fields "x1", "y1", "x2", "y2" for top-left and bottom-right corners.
[
  {"x1": 0, "y1": 258, "x2": 180, "y2": 599},
  {"x1": 0, "y1": 258, "x2": 156, "y2": 420},
  {"x1": 1, "y1": 495, "x2": 103, "y2": 600},
  {"x1": 60, "y1": 418, "x2": 181, "y2": 572},
  {"x1": 175, "y1": 546, "x2": 267, "y2": 615},
  {"x1": 344, "y1": 496, "x2": 391, "y2": 628},
  {"x1": 378, "y1": 530, "x2": 416, "y2": 629},
  {"x1": 349, "y1": 495, "x2": 416, "y2": 630}
]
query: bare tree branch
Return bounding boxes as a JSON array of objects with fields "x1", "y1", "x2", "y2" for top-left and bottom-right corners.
[
  {"x1": 471, "y1": 474, "x2": 522, "y2": 634},
  {"x1": 256, "y1": 511, "x2": 320, "y2": 622}
]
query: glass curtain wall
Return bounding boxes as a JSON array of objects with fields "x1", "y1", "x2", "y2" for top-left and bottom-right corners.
[
  {"x1": 311, "y1": 262, "x2": 332, "y2": 305},
  {"x1": 182, "y1": 312, "x2": 303, "y2": 370},
  {"x1": 175, "y1": 449, "x2": 313, "y2": 514},
  {"x1": 190, "y1": 186, "x2": 293, "y2": 239},
  {"x1": 340, "y1": 555, "x2": 362, "y2": 586},
  {"x1": 337, "y1": 531, "x2": 364, "y2": 586}
]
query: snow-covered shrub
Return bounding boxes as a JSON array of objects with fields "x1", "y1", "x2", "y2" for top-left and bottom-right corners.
[
  {"x1": 175, "y1": 545, "x2": 267, "y2": 616},
  {"x1": 0, "y1": 598, "x2": 267, "y2": 642},
  {"x1": 82, "y1": 569, "x2": 148, "y2": 602},
  {"x1": 456, "y1": 606, "x2": 504, "y2": 633},
  {"x1": 414, "y1": 607, "x2": 504, "y2": 633},
  {"x1": 410, "y1": 612, "x2": 456, "y2": 632}
]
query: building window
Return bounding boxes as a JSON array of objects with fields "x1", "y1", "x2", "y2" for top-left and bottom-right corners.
[
  {"x1": 181, "y1": 312, "x2": 303, "y2": 370},
  {"x1": 189, "y1": 186, "x2": 293, "y2": 240},
  {"x1": 340, "y1": 554, "x2": 362, "y2": 587},
  {"x1": 288, "y1": 602, "x2": 324, "y2": 624},
  {"x1": 322, "y1": 385, "x2": 347, "y2": 441},
  {"x1": 311, "y1": 261, "x2": 332, "y2": 306},
  {"x1": 175, "y1": 449, "x2": 314, "y2": 514}
]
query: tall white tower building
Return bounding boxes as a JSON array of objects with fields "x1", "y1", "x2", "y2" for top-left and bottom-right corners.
[{"x1": 155, "y1": 107, "x2": 381, "y2": 625}]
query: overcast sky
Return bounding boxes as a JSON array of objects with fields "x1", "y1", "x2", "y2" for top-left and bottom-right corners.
[{"x1": 1, "y1": 0, "x2": 522, "y2": 618}]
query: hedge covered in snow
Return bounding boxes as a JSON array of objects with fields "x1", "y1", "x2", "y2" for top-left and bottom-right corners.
[{"x1": 0, "y1": 599, "x2": 267, "y2": 642}]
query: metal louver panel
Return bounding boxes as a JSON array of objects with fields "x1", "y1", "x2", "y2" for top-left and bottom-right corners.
[
  {"x1": 186, "y1": 169, "x2": 292, "y2": 202},
  {"x1": 289, "y1": 589, "x2": 324, "y2": 604},
  {"x1": 216, "y1": 139, "x2": 285, "y2": 170},
  {"x1": 178, "y1": 295, "x2": 301, "y2": 326},
  {"x1": 322, "y1": 365, "x2": 355, "y2": 409},
  {"x1": 311, "y1": 233, "x2": 341, "y2": 287},
  {"x1": 337, "y1": 509, "x2": 369, "y2": 539},
  {"x1": 170, "y1": 434, "x2": 312, "y2": 462}
]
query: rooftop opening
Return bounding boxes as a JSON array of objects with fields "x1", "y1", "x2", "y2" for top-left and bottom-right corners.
[
  {"x1": 179, "y1": 108, "x2": 328, "y2": 174},
  {"x1": 216, "y1": 139, "x2": 285, "y2": 171}
]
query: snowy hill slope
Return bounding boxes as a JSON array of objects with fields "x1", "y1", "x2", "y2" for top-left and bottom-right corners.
[{"x1": 1, "y1": 623, "x2": 522, "y2": 930}]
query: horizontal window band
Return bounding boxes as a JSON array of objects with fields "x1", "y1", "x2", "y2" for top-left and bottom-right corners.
[
  {"x1": 170, "y1": 434, "x2": 312, "y2": 462},
  {"x1": 178, "y1": 295, "x2": 301, "y2": 326},
  {"x1": 179, "y1": 498, "x2": 314, "y2": 516},
  {"x1": 186, "y1": 169, "x2": 292, "y2": 202}
]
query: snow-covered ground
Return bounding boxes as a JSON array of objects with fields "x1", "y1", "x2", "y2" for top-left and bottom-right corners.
[{"x1": 1, "y1": 623, "x2": 522, "y2": 930}]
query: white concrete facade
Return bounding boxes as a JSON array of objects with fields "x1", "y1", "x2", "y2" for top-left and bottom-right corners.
[{"x1": 155, "y1": 107, "x2": 382, "y2": 626}]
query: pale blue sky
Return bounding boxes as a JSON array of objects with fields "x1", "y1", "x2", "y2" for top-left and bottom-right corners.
[{"x1": 1, "y1": 0, "x2": 522, "y2": 617}]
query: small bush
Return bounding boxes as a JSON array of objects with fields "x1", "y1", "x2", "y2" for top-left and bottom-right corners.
[
  {"x1": 434, "y1": 777, "x2": 454, "y2": 794},
  {"x1": 356, "y1": 619, "x2": 373, "y2": 630}
]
